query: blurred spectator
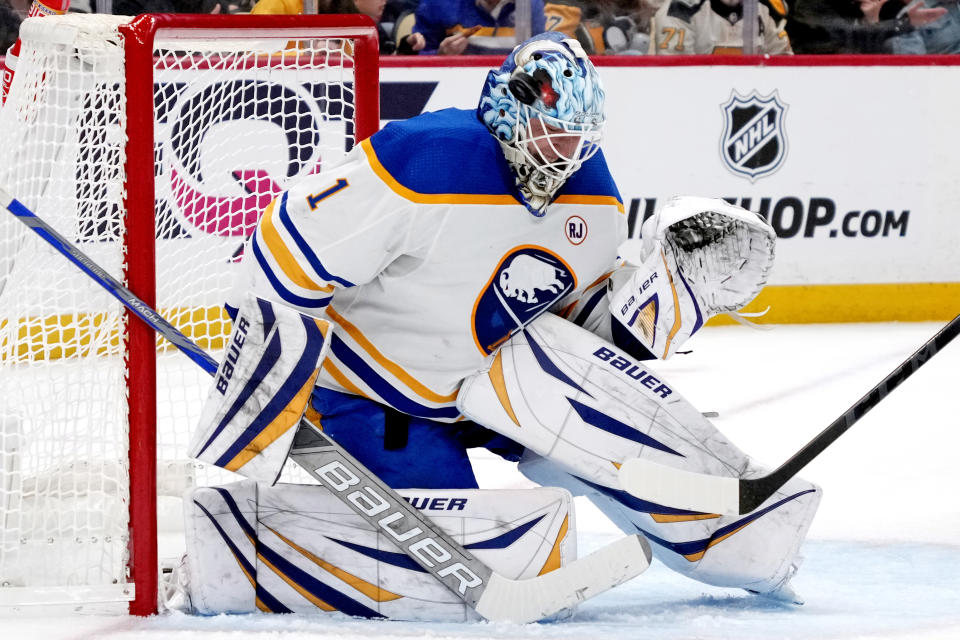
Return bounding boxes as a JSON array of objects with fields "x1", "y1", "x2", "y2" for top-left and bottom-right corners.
[
  {"x1": 603, "y1": 0, "x2": 658, "y2": 53},
  {"x1": 1, "y1": 0, "x2": 22, "y2": 52},
  {"x1": 382, "y1": 0, "x2": 416, "y2": 23},
  {"x1": 412, "y1": 0, "x2": 547, "y2": 55},
  {"x1": 888, "y1": 0, "x2": 960, "y2": 52},
  {"x1": 542, "y1": 0, "x2": 619, "y2": 53},
  {"x1": 566, "y1": 0, "x2": 658, "y2": 54},
  {"x1": 653, "y1": 0, "x2": 792, "y2": 54},
  {"x1": 786, "y1": 0, "x2": 946, "y2": 52},
  {"x1": 355, "y1": 0, "x2": 425, "y2": 53},
  {"x1": 543, "y1": 0, "x2": 586, "y2": 44},
  {"x1": 249, "y1": 0, "x2": 357, "y2": 15}
]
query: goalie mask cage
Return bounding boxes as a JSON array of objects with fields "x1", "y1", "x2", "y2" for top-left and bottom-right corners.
[{"x1": 0, "y1": 13, "x2": 379, "y2": 615}]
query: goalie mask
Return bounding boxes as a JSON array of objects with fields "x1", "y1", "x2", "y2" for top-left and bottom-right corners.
[{"x1": 478, "y1": 32, "x2": 605, "y2": 217}]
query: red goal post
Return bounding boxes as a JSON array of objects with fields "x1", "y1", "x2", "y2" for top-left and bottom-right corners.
[{"x1": 0, "y1": 13, "x2": 379, "y2": 616}]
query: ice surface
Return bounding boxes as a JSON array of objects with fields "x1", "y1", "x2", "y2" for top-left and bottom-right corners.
[{"x1": 2, "y1": 322, "x2": 958, "y2": 639}]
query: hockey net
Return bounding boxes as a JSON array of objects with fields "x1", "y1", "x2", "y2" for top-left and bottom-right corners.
[{"x1": 0, "y1": 13, "x2": 379, "y2": 614}]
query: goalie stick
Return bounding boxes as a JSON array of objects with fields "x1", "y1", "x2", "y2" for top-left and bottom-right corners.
[
  {"x1": 2, "y1": 188, "x2": 652, "y2": 623},
  {"x1": 619, "y1": 313, "x2": 960, "y2": 515}
]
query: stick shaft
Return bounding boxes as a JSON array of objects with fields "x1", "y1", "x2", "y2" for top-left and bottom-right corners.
[
  {"x1": 740, "y1": 314, "x2": 960, "y2": 512},
  {"x1": 2, "y1": 191, "x2": 219, "y2": 375}
]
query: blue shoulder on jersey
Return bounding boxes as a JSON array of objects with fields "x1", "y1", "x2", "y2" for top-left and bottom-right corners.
[
  {"x1": 370, "y1": 108, "x2": 517, "y2": 196},
  {"x1": 559, "y1": 149, "x2": 623, "y2": 201},
  {"x1": 370, "y1": 108, "x2": 622, "y2": 202}
]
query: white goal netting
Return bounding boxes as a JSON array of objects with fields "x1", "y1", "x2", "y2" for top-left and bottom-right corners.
[{"x1": 0, "y1": 13, "x2": 375, "y2": 609}]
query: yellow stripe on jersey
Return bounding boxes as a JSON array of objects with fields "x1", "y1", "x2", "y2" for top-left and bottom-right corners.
[
  {"x1": 322, "y1": 358, "x2": 371, "y2": 398},
  {"x1": 554, "y1": 194, "x2": 625, "y2": 214},
  {"x1": 447, "y1": 24, "x2": 508, "y2": 38},
  {"x1": 260, "y1": 199, "x2": 335, "y2": 294},
  {"x1": 326, "y1": 305, "x2": 459, "y2": 404},
  {"x1": 361, "y1": 139, "x2": 520, "y2": 206}
]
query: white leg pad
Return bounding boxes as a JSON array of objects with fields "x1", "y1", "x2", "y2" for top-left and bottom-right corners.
[
  {"x1": 181, "y1": 480, "x2": 578, "y2": 621},
  {"x1": 520, "y1": 453, "x2": 820, "y2": 597},
  {"x1": 458, "y1": 313, "x2": 820, "y2": 596},
  {"x1": 458, "y1": 313, "x2": 746, "y2": 489}
]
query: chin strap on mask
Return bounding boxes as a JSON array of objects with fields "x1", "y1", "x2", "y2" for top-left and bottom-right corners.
[{"x1": 501, "y1": 144, "x2": 562, "y2": 217}]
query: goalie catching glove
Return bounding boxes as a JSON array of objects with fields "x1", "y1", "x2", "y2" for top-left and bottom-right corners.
[{"x1": 609, "y1": 196, "x2": 776, "y2": 359}]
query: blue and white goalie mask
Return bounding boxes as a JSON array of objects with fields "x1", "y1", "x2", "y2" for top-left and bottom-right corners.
[{"x1": 478, "y1": 31, "x2": 606, "y2": 216}]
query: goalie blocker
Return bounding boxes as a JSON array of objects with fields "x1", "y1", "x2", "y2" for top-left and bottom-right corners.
[
  {"x1": 189, "y1": 293, "x2": 332, "y2": 484},
  {"x1": 173, "y1": 481, "x2": 580, "y2": 621},
  {"x1": 458, "y1": 313, "x2": 821, "y2": 599}
]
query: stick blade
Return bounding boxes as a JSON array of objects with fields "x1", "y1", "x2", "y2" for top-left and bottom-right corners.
[
  {"x1": 619, "y1": 458, "x2": 741, "y2": 515},
  {"x1": 473, "y1": 534, "x2": 651, "y2": 623}
]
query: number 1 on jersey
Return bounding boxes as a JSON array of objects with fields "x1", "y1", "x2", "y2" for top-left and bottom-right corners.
[{"x1": 306, "y1": 178, "x2": 349, "y2": 210}]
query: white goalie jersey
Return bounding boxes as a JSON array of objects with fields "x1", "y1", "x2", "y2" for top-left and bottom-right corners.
[{"x1": 229, "y1": 107, "x2": 627, "y2": 422}]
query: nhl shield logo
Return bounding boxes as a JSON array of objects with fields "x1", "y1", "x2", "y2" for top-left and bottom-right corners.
[{"x1": 720, "y1": 91, "x2": 788, "y2": 181}]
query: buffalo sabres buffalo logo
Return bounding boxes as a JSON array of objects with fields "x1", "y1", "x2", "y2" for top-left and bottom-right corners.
[
  {"x1": 160, "y1": 79, "x2": 343, "y2": 237},
  {"x1": 472, "y1": 247, "x2": 576, "y2": 355},
  {"x1": 720, "y1": 90, "x2": 788, "y2": 181}
]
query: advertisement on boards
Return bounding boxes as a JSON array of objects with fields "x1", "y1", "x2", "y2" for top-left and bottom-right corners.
[
  {"x1": 376, "y1": 62, "x2": 960, "y2": 320},
  {"x1": 95, "y1": 60, "x2": 958, "y2": 321}
]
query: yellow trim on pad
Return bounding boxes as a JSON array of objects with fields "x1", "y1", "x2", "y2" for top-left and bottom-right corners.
[
  {"x1": 267, "y1": 526, "x2": 403, "y2": 602},
  {"x1": 537, "y1": 515, "x2": 569, "y2": 576},
  {"x1": 488, "y1": 350, "x2": 521, "y2": 427},
  {"x1": 650, "y1": 512, "x2": 721, "y2": 523},
  {"x1": 225, "y1": 368, "x2": 320, "y2": 472},
  {"x1": 257, "y1": 554, "x2": 337, "y2": 611}
]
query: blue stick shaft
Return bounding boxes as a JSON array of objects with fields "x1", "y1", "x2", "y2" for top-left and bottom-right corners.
[{"x1": 2, "y1": 192, "x2": 219, "y2": 376}]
